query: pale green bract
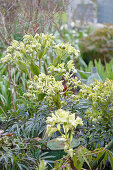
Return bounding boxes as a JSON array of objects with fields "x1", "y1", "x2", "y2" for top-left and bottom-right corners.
[
  {"x1": 49, "y1": 60, "x2": 77, "y2": 75},
  {"x1": 24, "y1": 60, "x2": 81, "y2": 108},
  {"x1": 46, "y1": 109, "x2": 83, "y2": 157},
  {"x1": 29, "y1": 73, "x2": 63, "y2": 94},
  {"x1": 79, "y1": 79, "x2": 113, "y2": 125},
  {"x1": 24, "y1": 73, "x2": 64, "y2": 108},
  {"x1": 1, "y1": 33, "x2": 79, "y2": 84},
  {"x1": 54, "y1": 43, "x2": 79, "y2": 59},
  {"x1": 1, "y1": 34, "x2": 79, "y2": 73},
  {"x1": 46, "y1": 109, "x2": 83, "y2": 129}
]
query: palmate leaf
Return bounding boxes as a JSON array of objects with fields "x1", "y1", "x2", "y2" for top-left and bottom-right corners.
[
  {"x1": 38, "y1": 125, "x2": 46, "y2": 136},
  {"x1": 0, "y1": 154, "x2": 5, "y2": 162},
  {"x1": 23, "y1": 155, "x2": 36, "y2": 164},
  {"x1": 96, "y1": 149, "x2": 105, "y2": 163},
  {"x1": 25, "y1": 114, "x2": 46, "y2": 137},
  {"x1": 91, "y1": 145, "x2": 113, "y2": 169},
  {"x1": 78, "y1": 148, "x2": 90, "y2": 170}
]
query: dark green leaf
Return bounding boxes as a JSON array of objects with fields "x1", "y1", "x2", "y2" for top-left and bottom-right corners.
[
  {"x1": 38, "y1": 93, "x2": 46, "y2": 101},
  {"x1": 17, "y1": 60, "x2": 28, "y2": 73},
  {"x1": 30, "y1": 62, "x2": 40, "y2": 76},
  {"x1": 107, "y1": 151, "x2": 113, "y2": 170},
  {"x1": 74, "y1": 153, "x2": 78, "y2": 168}
]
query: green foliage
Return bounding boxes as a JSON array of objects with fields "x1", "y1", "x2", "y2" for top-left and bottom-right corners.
[
  {"x1": 54, "y1": 25, "x2": 90, "y2": 68},
  {"x1": 79, "y1": 26, "x2": 113, "y2": 64},
  {"x1": 0, "y1": 31, "x2": 113, "y2": 170},
  {"x1": 54, "y1": 24, "x2": 89, "y2": 47},
  {"x1": 24, "y1": 73, "x2": 64, "y2": 109},
  {"x1": 46, "y1": 109, "x2": 83, "y2": 157},
  {"x1": 0, "y1": 54, "x2": 27, "y2": 117},
  {"x1": 0, "y1": 131, "x2": 55, "y2": 170},
  {"x1": 6, "y1": 103, "x2": 50, "y2": 139},
  {"x1": 80, "y1": 59, "x2": 113, "y2": 81},
  {"x1": 1, "y1": 33, "x2": 79, "y2": 77},
  {"x1": 79, "y1": 79, "x2": 113, "y2": 127},
  {"x1": 0, "y1": 73, "x2": 11, "y2": 117},
  {"x1": 76, "y1": 79, "x2": 113, "y2": 150},
  {"x1": 0, "y1": 135, "x2": 39, "y2": 169},
  {"x1": 0, "y1": 33, "x2": 79, "y2": 119},
  {"x1": 54, "y1": 146, "x2": 113, "y2": 170},
  {"x1": 24, "y1": 60, "x2": 81, "y2": 109}
]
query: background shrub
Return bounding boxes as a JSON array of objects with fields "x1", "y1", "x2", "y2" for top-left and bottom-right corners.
[{"x1": 79, "y1": 26, "x2": 113, "y2": 65}]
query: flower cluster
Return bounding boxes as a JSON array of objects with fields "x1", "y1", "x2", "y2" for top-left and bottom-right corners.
[
  {"x1": 24, "y1": 59, "x2": 81, "y2": 108},
  {"x1": 1, "y1": 33, "x2": 55, "y2": 64},
  {"x1": 79, "y1": 79, "x2": 113, "y2": 123},
  {"x1": 1, "y1": 33, "x2": 79, "y2": 83},
  {"x1": 46, "y1": 109, "x2": 83, "y2": 131},
  {"x1": 46, "y1": 109, "x2": 83, "y2": 156},
  {"x1": 48, "y1": 60, "x2": 81, "y2": 97},
  {"x1": 32, "y1": 73, "x2": 63, "y2": 94},
  {"x1": 49, "y1": 63, "x2": 66, "y2": 75},
  {"x1": 24, "y1": 73, "x2": 64, "y2": 108},
  {"x1": 54, "y1": 43, "x2": 79, "y2": 59},
  {"x1": 49, "y1": 60, "x2": 77, "y2": 75}
]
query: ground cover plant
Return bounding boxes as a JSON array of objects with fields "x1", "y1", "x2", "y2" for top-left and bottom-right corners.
[{"x1": 0, "y1": 33, "x2": 113, "y2": 170}]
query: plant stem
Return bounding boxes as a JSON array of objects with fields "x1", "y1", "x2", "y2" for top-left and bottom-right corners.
[
  {"x1": 39, "y1": 58, "x2": 41, "y2": 72},
  {"x1": 43, "y1": 60, "x2": 49, "y2": 75},
  {"x1": 6, "y1": 63, "x2": 16, "y2": 111},
  {"x1": 106, "y1": 139, "x2": 113, "y2": 150},
  {"x1": 69, "y1": 130, "x2": 73, "y2": 144},
  {"x1": 57, "y1": 129, "x2": 63, "y2": 136}
]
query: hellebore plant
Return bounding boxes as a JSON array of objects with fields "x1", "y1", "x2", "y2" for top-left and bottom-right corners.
[
  {"x1": 1, "y1": 33, "x2": 80, "y2": 114},
  {"x1": 79, "y1": 79, "x2": 113, "y2": 124},
  {"x1": 46, "y1": 109, "x2": 83, "y2": 157},
  {"x1": 24, "y1": 60, "x2": 81, "y2": 109},
  {"x1": 78, "y1": 79, "x2": 113, "y2": 135},
  {"x1": 1, "y1": 34, "x2": 54, "y2": 74},
  {"x1": 49, "y1": 60, "x2": 78, "y2": 80},
  {"x1": 1, "y1": 33, "x2": 79, "y2": 78},
  {"x1": 24, "y1": 73, "x2": 64, "y2": 109}
]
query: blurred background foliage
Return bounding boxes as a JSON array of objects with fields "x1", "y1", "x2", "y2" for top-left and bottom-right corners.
[{"x1": 79, "y1": 26, "x2": 113, "y2": 65}]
